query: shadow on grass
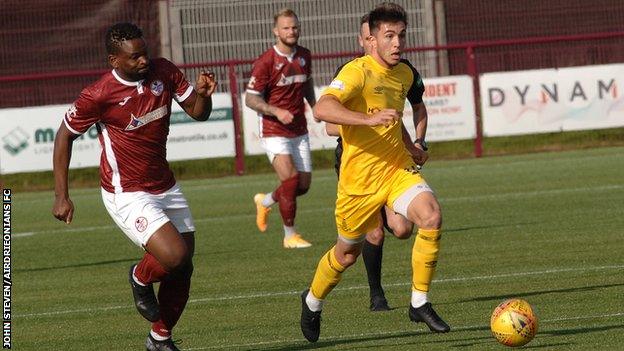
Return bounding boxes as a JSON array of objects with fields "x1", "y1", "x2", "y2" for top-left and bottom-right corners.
[
  {"x1": 247, "y1": 322, "x2": 623, "y2": 350},
  {"x1": 459, "y1": 283, "x2": 624, "y2": 303},
  {"x1": 15, "y1": 257, "x2": 138, "y2": 273},
  {"x1": 543, "y1": 323, "x2": 624, "y2": 336},
  {"x1": 444, "y1": 221, "x2": 539, "y2": 234}
]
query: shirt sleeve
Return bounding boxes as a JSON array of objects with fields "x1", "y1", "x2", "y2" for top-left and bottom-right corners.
[
  {"x1": 165, "y1": 59, "x2": 193, "y2": 103},
  {"x1": 404, "y1": 60, "x2": 425, "y2": 105},
  {"x1": 322, "y1": 62, "x2": 364, "y2": 104},
  {"x1": 246, "y1": 55, "x2": 271, "y2": 95},
  {"x1": 332, "y1": 61, "x2": 348, "y2": 79},
  {"x1": 63, "y1": 88, "x2": 100, "y2": 135}
]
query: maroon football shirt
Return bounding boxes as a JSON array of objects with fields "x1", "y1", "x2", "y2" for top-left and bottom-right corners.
[
  {"x1": 246, "y1": 45, "x2": 312, "y2": 137},
  {"x1": 64, "y1": 58, "x2": 193, "y2": 194}
]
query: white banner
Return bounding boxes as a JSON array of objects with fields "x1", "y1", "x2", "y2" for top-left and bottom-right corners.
[
  {"x1": 480, "y1": 63, "x2": 624, "y2": 136},
  {"x1": 0, "y1": 93, "x2": 235, "y2": 174},
  {"x1": 409, "y1": 75, "x2": 476, "y2": 141},
  {"x1": 242, "y1": 76, "x2": 476, "y2": 155}
]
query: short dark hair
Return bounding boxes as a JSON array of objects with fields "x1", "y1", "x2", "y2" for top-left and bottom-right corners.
[
  {"x1": 360, "y1": 13, "x2": 370, "y2": 26},
  {"x1": 105, "y1": 22, "x2": 143, "y2": 54},
  {"x1": 368, "y1": 2, "x2": 408, "y2": 33}
]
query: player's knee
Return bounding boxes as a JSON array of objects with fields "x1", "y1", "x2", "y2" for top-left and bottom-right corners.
[
  {"x1": 162, "y1": 245, "x2": 190, "y2": 272},
  {"x1": 366, "y1": 228, "x2": 384, "y2": 245},
  {"x1": 420, "y1": 209, "x2": 442, "y2": 229},
  {"x1": 393, "y1": 223, "x2": 413, "y2": 239},
  {"x1": 335, "y1": 251, "x2": 358, "y2": 268}
]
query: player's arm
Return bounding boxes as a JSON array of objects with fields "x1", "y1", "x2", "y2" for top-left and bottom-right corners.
[
  {"x1": 245, "y1": 92, "x2": 294, "y2": 125},
  {"x1": 313, "y1": 95, "x2": 397, "y2": 127},
  {"x1": 52, "y1": 123, "x2": 80, "y2": 224},
  {"x1": 406, "y1": 102, "x2": 429, "y2": 165},
  {"x1": 181, "y1": 70, "x2": 217, "y2": 121},
  {"x1": 403, "y1": 61, "x2": 429, "y2": 165},
  {"x1": 304, "y1": 78, "x2": 320, "y2": 122}
]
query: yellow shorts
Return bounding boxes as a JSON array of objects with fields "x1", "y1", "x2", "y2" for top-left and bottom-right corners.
[{"x1": 335, "y1": 168, "x2": 430, "y2": 242}]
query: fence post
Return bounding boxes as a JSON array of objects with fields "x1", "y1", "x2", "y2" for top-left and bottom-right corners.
[
  {"x1": 228, "y1": 62, "x2": 245, "y2": 175},
  {"x1": 466, "y1": 44, "x2": 483, "y2": 158}
]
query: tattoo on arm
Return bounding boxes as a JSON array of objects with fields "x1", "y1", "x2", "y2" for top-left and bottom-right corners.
[{"x1": 245, "y1": 93, "x2": 275, "y2": 116}]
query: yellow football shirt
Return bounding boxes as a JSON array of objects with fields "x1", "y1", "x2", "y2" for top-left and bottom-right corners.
[{"x1": 323, "y1": 55, "x2": 415, "y2": 195}]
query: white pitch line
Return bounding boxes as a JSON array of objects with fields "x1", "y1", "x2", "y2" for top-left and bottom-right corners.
[
  {"x1": 14, "y1": 183, "x2": 624, "y2": 238},
  {"x1": 14, "y1": 264, "x2": 624, "y2": 318},
  {"x1": 182, "y1": 312, "x2": 624, "y2": 350}
]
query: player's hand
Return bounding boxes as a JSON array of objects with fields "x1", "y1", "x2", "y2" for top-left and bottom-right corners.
[
  {"x1": 411, "y1": 147, "x2": 429, "y2": 166},
  {"x1": 52, "y1": 196, "x2": 74, "y2": 224},
  {"x1": 368, "y1": 109, "x2": 400, "y2": 127},
  {"x1": 195, "y1": 69, "x2": 218, "y2": 97},
  {"x1": 405, "y1": 141, "x2": 429, "y2": 166},
  {"x1": 274, "y1": 108, "x2": 294, "y2": 124}
]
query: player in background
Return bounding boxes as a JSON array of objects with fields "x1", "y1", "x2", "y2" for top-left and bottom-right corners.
[
  {"x1": 326, "y1": 13, "x2": 429, "y2": 312},
  {"x1": 300, "y1": 3, "x2": 450, "y2": 342},
  {"x1": 246, "y1": 8, "x2": 317, "y2": 249},
  {"x1": 52, "y1": 23, "x2": 217, "y2": 351}
]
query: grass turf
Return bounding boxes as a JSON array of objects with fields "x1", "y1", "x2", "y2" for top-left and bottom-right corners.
[{"x1": 12, "y1": 146, "x2": 624, "y2": 350}]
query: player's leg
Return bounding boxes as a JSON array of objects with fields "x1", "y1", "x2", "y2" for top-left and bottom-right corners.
[
  {"x1": 300, "y1": 192, "x2": 381, "y2": 342},
  {"x1": 384, "y1": 206, "x2": 414, "y2": 239},
  {"x1": 362, "y1": 220, "x2": 390, "y2": 311},
  {"x1": 147, "y1": 232, "x2": 194, "y2": 351},
  {"x1": 390, "y1": 176, "x2": 450, "y2": 333},
  {"x1": 301, "y1": 237, "x2": 363, "y2": 342},
  {"x1": 101, "y1": 189, "x2": 183, "y2": 323},
  {"x1": 270, "y1": 153, "x2": 311, "y2": 248},
  {"x1": 253, "y1": 136, "x2": 293, "y2": 233},
  {"x1": 145, "y1": 185, "x2": 197, "y2": 350},
  {"x1": 292, "y1": 134, "x2": 312, "y2": 196}
]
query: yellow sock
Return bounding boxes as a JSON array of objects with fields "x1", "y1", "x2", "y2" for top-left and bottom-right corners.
[
  {"x1": 310, "y1": 246, "x2": 345, "y2": 300},
  {"x1": 412, "y1": 228, "x2": 441, "y2": 292}
]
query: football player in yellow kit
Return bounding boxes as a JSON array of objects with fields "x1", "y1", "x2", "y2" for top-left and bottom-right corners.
[{"x1": 299, "y1": 3, "x2": 450, "y2": 342}]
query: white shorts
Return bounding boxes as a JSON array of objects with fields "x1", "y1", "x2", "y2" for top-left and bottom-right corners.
[
  {"x1": 260, "y1": 134, "x2": 312, "y2": 172},
  {"x1": 101, "y1": 183, "x2": 195, "y2": 248}
]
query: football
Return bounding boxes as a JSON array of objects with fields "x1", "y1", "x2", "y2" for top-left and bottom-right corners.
[{"x1": 490, "y1": 298, "x2": 538, "y2": 347}]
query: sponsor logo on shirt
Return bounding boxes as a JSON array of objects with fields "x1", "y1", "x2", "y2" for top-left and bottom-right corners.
[
  {"x1": 329, "y1": 79, "x2": 345, "y2": 91},
  {"x1": 275, "y1": 63, "x2": 284, "y2": 70},
  {"x1": 150, "y1": 80, "x2": 164, "y2": 96},
  {"x1": 125, "y1": 105, "x2": 168, "y2": 131},
  {"x1": 373, "y1": 86, "x2": 384, "y2": 95},
  {"x1": 276, "y1": 74, "x2": 308, "y2": 87}
]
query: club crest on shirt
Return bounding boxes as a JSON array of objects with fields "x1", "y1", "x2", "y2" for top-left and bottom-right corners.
[
  {"x1": 135, "y1": 216, "x2": 148, "y2": 232},
  {"x1": 125, "y1": 105, "x2": 168, "y2": 130},
  {"x1": 247, "y1": 76, "x2": 256, "y2": 89},
  {"x1": 150, "y1": 80, "x2": 164, "y2": 96},
  {"x1": 275, "y1": 63, "x2": 284, "y2": 70},
  {"x1": 298, "y1": 57, "x2": 306, "y2": 67},
  {"x1": 65, "y1": 103, "x2": 77, "y2": 121}
]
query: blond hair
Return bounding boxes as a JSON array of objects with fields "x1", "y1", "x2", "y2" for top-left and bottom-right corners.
[{"x1": 273, "y1": 8, "x2": 299, "y2": 25}]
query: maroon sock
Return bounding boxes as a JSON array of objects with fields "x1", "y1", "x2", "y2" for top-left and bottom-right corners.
[
  {"x1": 151, "y1": 265, "x2": 192, "y2": 338},
  {"x1": 274, "y1": 174, "x2": 299, "y2": 226},
  {"x1": 134, "y1": 252, "x2": 169, "y2": 285}
]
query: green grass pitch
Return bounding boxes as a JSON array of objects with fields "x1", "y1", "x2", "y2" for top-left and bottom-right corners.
[{"x1": 12, "y1": 146, "x2": 624, "y2": 350}]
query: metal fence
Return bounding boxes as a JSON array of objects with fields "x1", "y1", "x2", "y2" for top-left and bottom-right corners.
[{"x1": 1, "y1": 1, "x2": 624, "y2": 174}]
